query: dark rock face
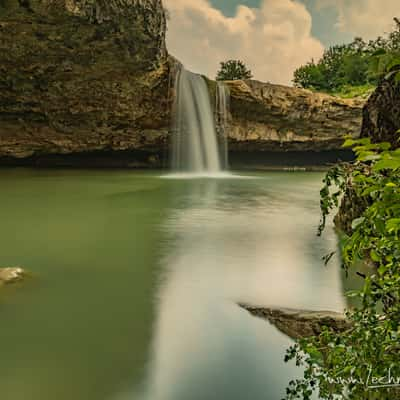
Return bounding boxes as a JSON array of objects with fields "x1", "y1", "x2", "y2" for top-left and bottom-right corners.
[
  {"x1": 361, "y1": 70, "x2": 400, "y2": 148},
  {"x1": 334, "y1": 177, "x2": 371, "y2": 234},
  {"x1": 0, "y1": 0, "x2": 171, "y2": 165},
  {"x1": 240, "y1": 304, "x2": 349, "y2": 340},
  {"x1": 227, "y1": 80, "x2": 365, "y2": 152},
  {"x1": 336, "y1": 75, "x2": 400, "y2": 233}
]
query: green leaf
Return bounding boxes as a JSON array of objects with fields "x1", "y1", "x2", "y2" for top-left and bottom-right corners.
[
  {"x1": 343, "y1": 139, "x2": 356, "y2": 148},
  {"x1": 386, "y1": 58, "x2": 400, "y2": 71},
  {"x1": 395, "y1": 71, "x2": 400, "y2": 85},
  {"x1": 352, "y1": 217, "x2": 365, "y2": 230},
  {"x1": 370, "y1": 249, "x2": 380, "y2": 262},
  {"x1": 386, "y1": 218, "x2": 400, "y2": 233},
  {"x1": 373, "y1": 158, "x2": 400, "y2": 172},
  {"x1": 359, "y1": 153, "x2": 381, "y2": 162},
  {"x1": 372, "y1": 49, "x2": 386, "y2": 56}
]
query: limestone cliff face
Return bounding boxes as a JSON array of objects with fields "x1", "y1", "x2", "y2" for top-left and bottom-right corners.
[
  {"x1": 226, "y1": 80, "x2": 365, "y2": 152},
  {"x1": 0, "y1": 0, "x2": 170, "y2": 165},
  {"x1": 0, "y1": 0, "x2": 365, "y2": 166}
]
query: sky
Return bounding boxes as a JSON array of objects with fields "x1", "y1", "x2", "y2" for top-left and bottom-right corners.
[{"x1": 164, "y1": 0, "x2": 399, "y2": 85}]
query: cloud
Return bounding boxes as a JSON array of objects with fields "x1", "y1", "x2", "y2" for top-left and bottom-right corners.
[
  {"x1": 164, "y1": 0, "x2": 324, "y2": 85},
  {"x1": 317, "y1": 0, "x2": 399, "y2": 40}
]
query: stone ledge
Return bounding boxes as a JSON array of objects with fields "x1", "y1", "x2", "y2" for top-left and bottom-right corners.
[{"x1": 240, "y1": 304, "x2": 350, "y2": 340}]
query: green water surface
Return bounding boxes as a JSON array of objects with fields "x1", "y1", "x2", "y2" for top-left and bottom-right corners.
[{"x1": 0, "y1": 170, "x2": 345, "y2": 400}]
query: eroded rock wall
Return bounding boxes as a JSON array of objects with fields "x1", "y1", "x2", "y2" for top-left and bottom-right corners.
[
  {"x1": 227, "y1": 80, "x2": 365, "y2": 152},
  {"x1": 0, "y1": 0, "x2": 170, "y2": 165}
]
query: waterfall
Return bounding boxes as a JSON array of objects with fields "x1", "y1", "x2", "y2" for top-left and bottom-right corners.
[
  {"x1": 171, "y1": 68, "x2": 224, "y2": 174},
  {"x1": 216, "y1": 82, "x2": 230, "y2": 170}
]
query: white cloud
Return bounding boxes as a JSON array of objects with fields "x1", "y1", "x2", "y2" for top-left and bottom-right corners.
[
  {"x1": 317, "y1": 0, "x2": 399, "y2": 40},
  {"x1": 164, "y1": 0, "x2": 324, "y2": 85}
]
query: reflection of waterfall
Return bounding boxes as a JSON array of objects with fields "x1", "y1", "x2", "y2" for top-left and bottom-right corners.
[
  {"x1": 171, "y1": 68, "x2": 224, "y2": 174},
  {"x1": 216, "y1": 82, "x2": 230, "y2": 170},
  {"x1": 131, "y1": 176, "x2": 345, "y2": 400}
]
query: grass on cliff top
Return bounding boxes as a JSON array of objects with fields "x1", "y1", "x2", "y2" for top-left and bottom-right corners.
[
  {"x1": 307, "y1": 83, "x2": 375, "y2": 99},
  {"x1": 325, "y1": 84, "x2": 376, "y2": 99}
]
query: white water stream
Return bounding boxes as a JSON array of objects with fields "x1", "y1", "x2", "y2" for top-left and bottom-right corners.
[{"x1": 171, "y1": 68, "x2": 229, "y2": 175}]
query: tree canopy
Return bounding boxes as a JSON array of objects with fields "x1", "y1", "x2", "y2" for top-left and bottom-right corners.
[
  {"x1": 293, "y1": 18, "x2": 400, "y2": 96},
  {"x1": 216, "y1": 60, "x2": 253, "y2": 81}
]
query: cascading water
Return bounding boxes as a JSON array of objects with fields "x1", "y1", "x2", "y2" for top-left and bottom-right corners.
[
  {"x1": 216, "y1": 82, "x2": 230, "y2": 170},
  {"x1": 171, "y1": 67, "x2": 226, "y2": 174}
]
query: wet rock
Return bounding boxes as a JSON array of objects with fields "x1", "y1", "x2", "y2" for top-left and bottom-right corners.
[
  {"x1": 240, "y1": 304, "x2": 350, "y2": 340},
  {"x1": 0, "y1": 267, "x2": 26, "y2": 285}
]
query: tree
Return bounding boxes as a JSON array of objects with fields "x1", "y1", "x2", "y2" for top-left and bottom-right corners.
[
  {"x1": 293, "y1": 61, "x2": 329, "y2": 90},
  {"x1": 292, "y1": 18, "x2": 400, "y2": 94},
  {"x1": 216, "y1": 60, "x2": 253, "y2": 81}
]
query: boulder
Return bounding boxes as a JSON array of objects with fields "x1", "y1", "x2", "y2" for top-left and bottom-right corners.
[{"x1": 0, "y1": 267, "x2": 26, "y2": 285}]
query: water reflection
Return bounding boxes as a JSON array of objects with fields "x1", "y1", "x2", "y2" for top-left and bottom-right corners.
[{"x1": 136, "y1": 174, "x2": 345, "y2": 400}]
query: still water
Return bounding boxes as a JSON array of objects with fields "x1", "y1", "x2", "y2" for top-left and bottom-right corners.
[{"x1": 0, "y1": 170, "x2": 345, "y2": 400}]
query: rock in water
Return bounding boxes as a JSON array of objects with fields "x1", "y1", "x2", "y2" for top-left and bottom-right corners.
[
  {"x1": 0, "y1": 267, "x2": 26, "y2": 285},
  {"x1": 240, "y1": 304, "x2": 350, "y2": 340}
]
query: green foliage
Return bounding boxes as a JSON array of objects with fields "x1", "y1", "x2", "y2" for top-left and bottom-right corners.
[
  {"x1": 216, "y1": 59, "x2": 253, "y2": 81},
  {"x1": 330, "y1": 84, "x2": 375, "y2": 99},
  {"x1": 285, "y1": 136, "x2": 400, "y2": 399},
  {"x1": 293, "y1": 18, "x2": 400, "y2": 96}
]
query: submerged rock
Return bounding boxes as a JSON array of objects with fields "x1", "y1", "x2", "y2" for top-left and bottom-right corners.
[
  {"x1": 240, "y1": 304, "x2": 350, "y2": 340},
  {"x1": 0, "y1": 267, "x2": 26, "y2": 285}
]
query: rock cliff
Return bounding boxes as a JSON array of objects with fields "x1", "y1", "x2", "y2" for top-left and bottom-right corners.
[
  {"x1": 0, "y1": 1, "x2": 365, "y2": 167},
  {"x1": 0, "y1": 0, "x2": 171, "y2": 167},
  {"x1": 227, "y1": 80, "x2": 364, "y2": 152},
  {"x1": 361, "y1": 67, "x2": 400, "y2": 148}
]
